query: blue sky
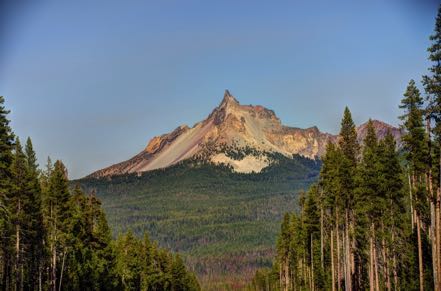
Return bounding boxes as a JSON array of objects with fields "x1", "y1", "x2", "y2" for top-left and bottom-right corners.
[{"x1": 0, "y1": 0, "x2": 439, "y2": 178}]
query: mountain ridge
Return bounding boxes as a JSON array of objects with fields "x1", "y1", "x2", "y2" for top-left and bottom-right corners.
[{"x1": 88, "y1": 90, "x2": 401, "y2": 178}]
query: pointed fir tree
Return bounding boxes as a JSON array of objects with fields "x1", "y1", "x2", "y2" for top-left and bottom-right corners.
[
  {"x1": 9, "y1": 137, "x2": 28, "y2": 290},
  {"x1": 23, "y1": 137, "x2": 45, "y2": 289},
  {"x1": 400, "y1": 79, "x2": 430, "y2": 291},
  {"x1": 0, "y1": 96, "x2": 14, "y2": 289},
  {"x1": 45, "y1": 160, "x2": 71, "y2": 291}
]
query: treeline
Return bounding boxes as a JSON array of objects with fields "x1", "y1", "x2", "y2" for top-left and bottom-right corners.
[
  {"x1": 249, "y1": 6, "x2": 441, "y2": 291},
  {"x1": 0, "y1": 97, "x2": 200, "y2": 290}
]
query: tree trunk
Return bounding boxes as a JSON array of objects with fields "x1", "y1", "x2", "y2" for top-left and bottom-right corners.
[
  {"x1": 331, "y1": 229, "x2": 336, "y2": 291},
  {"x1": 408, "y1": 170, "x2": 414, "y2": 232},
  {"x1": 311, "y1": 235, "x2": 314, "y2": 291},
  {"x1": 382, "y1": 237, "x2": 390, "y2": 291},
  {"x1": 51, "y1": 245, "x2": 56, "y2": 291},
  {"x1": 437, "y1": 188, "x2": 441, "y2": 291},
  {"x1": 321, "y1": 206, "x2": 324, "y2": 269},
  {"x1": 279, "y1": 263, "x2": 283, "y2": 291},
  {"x1": 380, "y1": 222, "x2": 390, "y2": 291},
  {"x1": 393, "y1": 252, "x2": 398, "y2": 291},
  {"x1": 15, "y1": 199, "x2": 20, "y2": 291},
  {"x1": 417, "y1": 214, "x2": 424, "y2": 291},
  {"x1": 336, "y1": 211, "x2": 341, "y2": 291},
  {"x1": 373, "y1": 227, "x2": 380, "y2": 291},
  {"x1": 369, "y1": 225, "x2": 374, "y2": 291},
  {"x1": 345, "y1": 209, "x2": 352, "y2": 291},
  {"x1": 391, "y1": 226, "x2": 399, "y2": 291},
  {"x1": 431, "y1": 199, "x2": 438, "y2": 290},
  {"x1": 58, "y1": 251, "x2": 66, "y2": 291}
]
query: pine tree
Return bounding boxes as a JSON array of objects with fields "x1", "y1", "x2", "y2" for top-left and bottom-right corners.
[
  {"x1": 45, "y1": 160, "x2": 71, "y2": 291},
  {"x1": 114, "y1": 231, "x2": 143, "y2": 290},
  {"x1": 338, "y1": 107, "x2": 359, "y2": 291},
  {"x1": 24, "y1": 137, "x2": 45, "y2": 290},
  {"x1": 378, "y1": 131, "x2": 406, "y2": 290},
  {"x1": 423, "y1": 6, "x2": 441, "y2": 290},
  {"x1": 171, "y1": 254, "x2": 191, "y2": 290},
  {"x1": 400, "y1": 80, "x2": 430, "y2": 291},
  {"x1": 0, "y1": 96, "x2": 14, "y2": 290},
  {"x1": 10, "y1": 138, "x2": 28, "y2": 290},
  {"x1": 354, "y1": 120, "x2": 381, "y2": 291}
]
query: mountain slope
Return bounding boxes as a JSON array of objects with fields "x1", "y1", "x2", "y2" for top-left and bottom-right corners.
[{"x1": 88, "y1": 90, "x2": 400, "y2": 178}]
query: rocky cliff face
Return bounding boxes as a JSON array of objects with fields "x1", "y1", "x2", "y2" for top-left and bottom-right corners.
[{"x1": 88, "y1": 90, "x2": 401, "y2": 178}]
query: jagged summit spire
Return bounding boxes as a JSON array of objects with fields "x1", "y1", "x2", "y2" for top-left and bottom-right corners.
[{"x1": 220, "y1": 89, "x2": 239, "y2": 107}]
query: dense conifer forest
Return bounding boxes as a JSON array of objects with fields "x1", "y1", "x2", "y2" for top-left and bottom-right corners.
[
  {"x1": 0, "y1": 97, "x2": 200, "y2": 290},
  {"x1": 79, "y1": 154, "x2": 321, "y2": 289},
  {"x1": 249, "y1": 6, "x2": 441, "y2": 291}
]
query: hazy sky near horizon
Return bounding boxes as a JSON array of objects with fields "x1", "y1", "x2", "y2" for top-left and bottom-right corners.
[{"x1": 0, "y1": 0, "x2": 439, "y2": 178}]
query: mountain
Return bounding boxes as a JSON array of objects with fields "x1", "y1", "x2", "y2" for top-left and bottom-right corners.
[
  {"x1": 79, "y1": 91, "x2": 402, "y2": 289},
  {"x1": 88, "y1": 90, "x2": 401, "y2": 178}
]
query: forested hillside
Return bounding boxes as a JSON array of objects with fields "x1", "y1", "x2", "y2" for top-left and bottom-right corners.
[
  {"x1": 249, "y1": 7, "x2": 441, "y2": 291},
  {"x1": 79, "y1": 153, "x2": 321, "y2": 289},
  {"x1": 0, "y1": 96, "x2": 200, "y2": 290}
]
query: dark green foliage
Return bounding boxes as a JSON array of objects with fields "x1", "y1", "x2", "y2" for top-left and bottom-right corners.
[
  {"x1": 339, "y1": 107, "x2": 360, "y2": 165},
  {"x1": 400, "y1": 80, "x2": 429, "y2": 175},
  {"x1": 423, "y1": 5, "x2": 441, "y2": 142},
  {"x1": 0, "y1": 96, "x2": 14, "y2": 290},
  {"x1": 250, "y1": 109, "x2": 412, "y2": 290},
  {"x1": 0, "y1": 96, "x2": 200, "y2": 290},
  {"x1": 78, "y1": 154, "x2": 321, "y2": 288},
  {"x1": 113, "y1": 232, "x2": 200, "y2": 290}
]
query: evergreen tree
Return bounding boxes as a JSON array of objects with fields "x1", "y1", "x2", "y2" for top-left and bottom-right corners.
[
  {"x1": 423, "y1": 5, "x2": 441, "y2": 142},
  {"x1": 423, "y1": 6, "x2": 441, "y2": 290},
  {"x1": 400, "y1": 79, "x2": 430, "y2": 291},
  {"x1": 24, "y1": 137, "x2": 45, "y2": 290},
  {"x1": 9, "y1": 138, "x2": 28, "y2": 290},
  {"x1": 378, "y1": 131, "x2": 408, "y2": 290},
  {"x1": 0, "y1": 96, "x2": 14, "y2": 290},
  {"x1": 354, "y1": 120, "x2": 381, "y2": 290},
  {"x1": 45, "y1": 160, "x2": 71, "y2": 291},
  {"x1": 338, "y1": 107, "x2": 359, "y2": 291}
]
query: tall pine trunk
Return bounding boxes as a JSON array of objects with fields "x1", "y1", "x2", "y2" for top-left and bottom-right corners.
[
  {"x1": 15, "y1": 199, "x2": 20, "y2": 291},
  {"x1": 311, "y1": 235, "x2": 314, "y2": 291},
  {"x1": 331, "y1": 229, "x2": 336, "y2": 291},
  {"x1": 374, "y1": 234, "x2": 380, "y2": 291},
  {"x1": 417, "y1": 214, "x2": 424, "y2": 291},
  {"x1": 381, "y1": 222, "x2": 390, "y2": 291},
  {"x1": 369, "y1": 223, "x2": 374, "y2": 291},
  {"x1": 409, "y1": 171, "x2": 414, "y2": 232},
  {"x1": 336, "y1": 211, "x2": 341, "y2": 291},
  {"x1": 431, "y1": 199, "x2": 438, "y2": 290},
  {"x1": 345, "y1": 209, "x2": 352, "y2": 291},
  {"x1": 58, "y1": 251, "x2": 66, "y2": 291},
  {"x1": 321, "y1": 206, "x2": 324, "y2": 269},
  {"x1": 437, "y1": 187, "x2": 441, "y2": 290}
]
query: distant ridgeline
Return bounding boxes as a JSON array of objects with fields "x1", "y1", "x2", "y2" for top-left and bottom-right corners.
[{"x1": 78, "y1": 152, "x2": 322, "y2": 289}]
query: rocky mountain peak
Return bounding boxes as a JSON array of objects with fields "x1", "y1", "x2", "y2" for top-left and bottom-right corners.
[
  {"x1": 356, "y1": 119, "x2": 402, "y2": 145},
  {"x1": 220, "y1": 89, "x2": 239, "y2": 108},
  {"x1": 87, "y1": 91, "x2": 402, "y2": 178}
]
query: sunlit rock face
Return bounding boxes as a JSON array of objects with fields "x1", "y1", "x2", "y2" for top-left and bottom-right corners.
[{"x1": 88, "y1": 90, "x2": 401, "y2": 178}]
